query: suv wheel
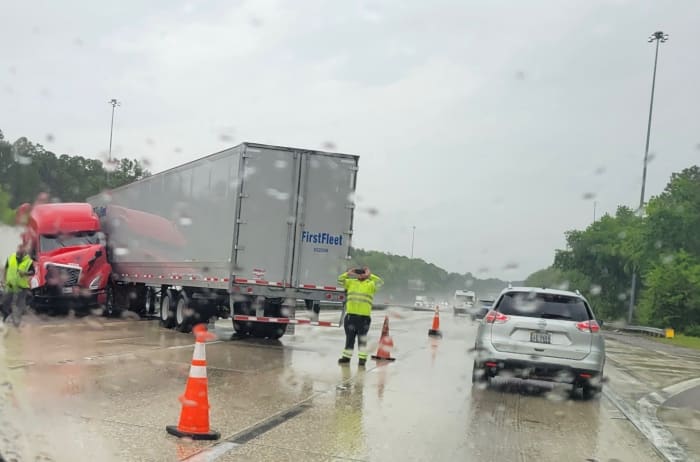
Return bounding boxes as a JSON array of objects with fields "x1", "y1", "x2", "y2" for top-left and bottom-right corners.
[{"x1": 471, "y1": 361, "x2": 489, "y2": 384}]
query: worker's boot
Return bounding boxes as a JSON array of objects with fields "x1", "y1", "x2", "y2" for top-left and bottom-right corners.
[
  {"x1": 358, "y1": 358, "x2": 367, "y2": 367},
  {"x1": 338, "y1": 357, "x2": 351, "y2": 365}
]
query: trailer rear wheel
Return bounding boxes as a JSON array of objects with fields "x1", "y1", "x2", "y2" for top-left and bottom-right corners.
[
  {"x1": 232, "y1": 301, "x2": 253, "y2": 336},
  {"x1": 160, "y1": 290, "x2": 176, "y2": 328},
  {"x1": 251, "y1": 299, "x2": 288, "y2": 340}
]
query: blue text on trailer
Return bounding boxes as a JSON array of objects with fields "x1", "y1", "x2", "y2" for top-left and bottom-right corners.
[{"x1": 301, "y1": 231, "x2": 343, "y2": 246}]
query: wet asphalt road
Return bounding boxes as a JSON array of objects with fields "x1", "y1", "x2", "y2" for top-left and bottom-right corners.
[{"x1": 0, "y1": 310, "x2": 665, "y2": 462}]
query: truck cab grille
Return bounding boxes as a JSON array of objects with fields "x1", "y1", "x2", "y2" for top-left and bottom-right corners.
[{"x1": 46, "y1": 264, "x2": 82, "y2": 287}]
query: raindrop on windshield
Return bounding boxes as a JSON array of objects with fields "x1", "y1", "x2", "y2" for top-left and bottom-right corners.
[
  {"x1": 661, "y1": 254, "x2": 675, "y2": 265},
  {"x1": 266, "y1": 188, "x2": 290, "y2": 200},
  {"x1": 321, "y1": 141, "x2": 337, "y2": 150},
  {"x1": 179, "y1": 216, "x2": 193, "y2": 226},
  {"x1": 590, "y1": 284, "x2": 602, "y2": 295},
  {"x1": 114, "y1": 247, "x2": 129, "y2": 256},
  {"x1": 274, "y1": 159, "x2": 288, "y2": 169},
  {"x1": 582, "y1": 192, "x2": 596, "y2": 200},
  {"x1": 45, "y1": 133, "x2": 55, "y2": 143}
]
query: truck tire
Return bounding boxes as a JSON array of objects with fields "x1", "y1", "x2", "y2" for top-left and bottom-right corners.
[
  {"x1": 232, "y1": 301, "x2": 253, "y2": 336},
  {"x1": 251, "y1": 299, "x2": 288, "y2": 340},
  {"x1": 160, "y1": 290, "x2": 177, "y2": 328},
  {"x1": 175, "y1": 292, "x2": 195, "y2": 333},
  {"x1": 104, "y1": 283, "x2": 122, "y2": 318}
]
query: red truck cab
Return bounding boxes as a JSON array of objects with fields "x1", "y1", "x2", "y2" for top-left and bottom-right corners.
[{"x1": 18, "y1": 202, "x2": 112, "y2": 311}]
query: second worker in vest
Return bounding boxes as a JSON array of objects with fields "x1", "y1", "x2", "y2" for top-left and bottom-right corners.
[
  {"x1": 1, "y1": 245, "x2": 35, "y2": 327},
  {"x1": 337, "y1": 267, "x2": 384, "y2": 366}
]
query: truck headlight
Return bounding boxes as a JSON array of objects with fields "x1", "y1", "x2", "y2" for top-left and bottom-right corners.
[{"x1": 89, "y1": 275, "x2": 102, "y2": 290}]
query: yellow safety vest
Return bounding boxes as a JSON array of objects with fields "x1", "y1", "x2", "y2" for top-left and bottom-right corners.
[
  {"x1": 337, "y1": 273, "x2": 384, "y2": 317},
  {"x1": 5, "y1": 253, "x2": 32, "y2": 292}
]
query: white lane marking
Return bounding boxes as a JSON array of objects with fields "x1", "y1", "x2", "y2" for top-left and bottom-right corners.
[
  {"x1": 186, "y1": 442, "x2": 239, "y2": 461},
  {"x1": 661, "y1": 377, "x2": 700, "y2": 399},
  {"x1": 603, "y1": 386, "x2": 690, "y2": 462}
]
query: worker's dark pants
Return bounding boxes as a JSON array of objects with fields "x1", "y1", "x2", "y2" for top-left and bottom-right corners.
[
  {"x1": 342, "y1": 314, "x2": 371, "y2": 360},
  {"x1": 1, "y1": 289, "x2": 29, "y2": 327}
]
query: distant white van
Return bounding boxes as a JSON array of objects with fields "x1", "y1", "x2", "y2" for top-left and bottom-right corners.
[{"x1": 453, "y1": 290, "x2": 476, "y2": 314}]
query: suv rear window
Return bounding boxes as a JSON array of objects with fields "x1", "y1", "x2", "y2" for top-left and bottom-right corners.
[{"x1": 495, "y1": 291, "x2": 591, "y2": 322}]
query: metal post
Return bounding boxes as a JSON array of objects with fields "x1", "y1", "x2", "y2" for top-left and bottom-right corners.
[
  {"x1": 411, "y1": 226, "x2": 416, "y2": 258},
  {"x1": 108, "y1": 99, "x2": 120, "y2": 163},
  {"x1": 593, "y1": 201, "x2": 597, "y2": 222},
  {"x1": 628, "y1": 31, "x2": 668, "y2": 324}
]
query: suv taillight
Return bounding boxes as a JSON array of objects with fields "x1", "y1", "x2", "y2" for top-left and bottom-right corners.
[
  {"x1": 485, "y1": 310, "x2": 509, "y2": 324},
  {"x1": 576, "y1": 320, "x2": 600, "y2": 333}
]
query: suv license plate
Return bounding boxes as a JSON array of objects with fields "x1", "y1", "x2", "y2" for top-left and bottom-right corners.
[{"x1": 530, "y1": 332, "x2": 551, "y2": 344}]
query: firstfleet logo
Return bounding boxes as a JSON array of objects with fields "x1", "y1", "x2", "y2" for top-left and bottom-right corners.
[{"x1": 301, "y1": 231, "x2": 343, "y2": 246}]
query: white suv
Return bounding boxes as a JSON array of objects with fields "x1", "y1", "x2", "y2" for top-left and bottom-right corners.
[{"x1": 472, "y1": 287, "x2": 605, "y2": 399}]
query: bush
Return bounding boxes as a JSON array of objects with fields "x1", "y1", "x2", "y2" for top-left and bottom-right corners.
[{"x1": 684, "y1": 325, "x2": 700, "y2": 338}]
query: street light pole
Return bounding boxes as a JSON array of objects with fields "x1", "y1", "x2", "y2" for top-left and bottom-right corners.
[
  {"x1": 411, "y1": 226, "x2": 416, "y2": 258},
  {"x1": 593, "y1": 201, "x2": 597, "y2": 222},
  {"x1": 108, "y1": 98, "x2": 121, "y2": 163},
  {"x1": 628, "y1": 31, "x2": 668, "y2": 324}
]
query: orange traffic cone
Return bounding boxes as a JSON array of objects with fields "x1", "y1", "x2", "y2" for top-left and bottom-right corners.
[
  {"x1": 428, "y1": 305, "x2": 442, "y2": 337},
  {"x1": 372, "y1": 316, "x2": 396, "y2": 361},
  {"x1": 166, "y1": 324, "x2": 220, "y2": 440}
]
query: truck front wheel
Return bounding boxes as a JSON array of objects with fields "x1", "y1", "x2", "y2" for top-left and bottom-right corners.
[{"x1": 104, "y1": 283, "x2": 122, "y2": 318}]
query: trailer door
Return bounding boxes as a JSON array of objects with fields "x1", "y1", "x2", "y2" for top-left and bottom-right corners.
[
  {"x1": 292, "y1": 152, "x2": 358, "y2": 290},
  {"x1": 234, "y1": 145, "x2": 299, "y2": 286}
]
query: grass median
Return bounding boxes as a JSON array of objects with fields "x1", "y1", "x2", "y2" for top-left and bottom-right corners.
[{"x1": 655, "y1": 334, "x2": 700, "y2": 350}]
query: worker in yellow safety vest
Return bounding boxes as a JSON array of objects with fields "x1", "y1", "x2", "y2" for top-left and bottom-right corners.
[
  {"x1": 1, "y1": 245, "x2": 34, "y2": 327},
  {"x1": 337, "y1": 267, "x2": 383, "y2": 366}
]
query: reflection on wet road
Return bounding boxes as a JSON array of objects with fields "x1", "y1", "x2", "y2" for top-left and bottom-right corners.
[{"x1": 0, "y1": 311, "x2": 664, "y2": 461}]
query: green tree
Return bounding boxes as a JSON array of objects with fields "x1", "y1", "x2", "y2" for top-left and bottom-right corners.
[
  {"x1": 638, "y1": 251, "x2": 700, "y2": 331},
  {"x1": 554, "y1": 207, "x2": 642, "y2": 320},
  {"x1": 0, "y1": 131, "x2": 150, "y2": 207}
]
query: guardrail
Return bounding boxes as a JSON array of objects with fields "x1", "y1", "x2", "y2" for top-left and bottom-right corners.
[{"x1": 616, "y1": 325, "x2": 666, "y2": 337}]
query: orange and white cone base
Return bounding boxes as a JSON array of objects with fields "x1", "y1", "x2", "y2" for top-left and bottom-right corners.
[
  {"x1": 428, "y1": 306, "x2": 442, "y2": 337},
  {"x1": 372, "y1": 316, "x2": 396, "y2": 361},
  {"x1": 166, "y1": 324, "x2": 220, "y2": 441}
]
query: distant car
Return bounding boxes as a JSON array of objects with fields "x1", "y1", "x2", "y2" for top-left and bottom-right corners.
[
  {"x1": 472, "y1": 287, "x2": 605, "y2": 399},
  {"x1": 470, "y1": 299, "x2": 493, "y2": 320}
]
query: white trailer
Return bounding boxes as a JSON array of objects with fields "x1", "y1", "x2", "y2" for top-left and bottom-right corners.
[{"x1": 88, "y1": 142, "x2": 359, "y2": 339}]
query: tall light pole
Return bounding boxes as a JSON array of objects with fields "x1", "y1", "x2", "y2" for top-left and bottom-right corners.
[
  {"x1": 411, "y1": 226, "x2": 416, "y2": 258},
  {"x1": 628, "y1": 31, "x2": 668, "y2": 323},
  {"x1": 593, "y1": 201, "x2": 597, "y2": 222},
  {"x1": 108, "y1": 98, "x2": 121, "y2": 163}
]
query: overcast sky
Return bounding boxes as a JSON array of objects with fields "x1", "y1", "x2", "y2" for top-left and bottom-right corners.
[{"x1": 2, "y1": 0, "x2": 699, "y2": 280}]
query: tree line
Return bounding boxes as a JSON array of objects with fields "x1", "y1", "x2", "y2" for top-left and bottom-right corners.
[
  {"x1": 525, "y1": 165, "x2": 700, "y2": 334},
  {"x1": 0, "y1": 129, "x2": 149, "y2": 223},
  {"x1": 350, "y1": 248, "x2": 513, "y2": 303}
]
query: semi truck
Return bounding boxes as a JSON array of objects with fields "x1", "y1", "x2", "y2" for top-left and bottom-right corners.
[
  {"x1": 87, "y1": 142, "x2": 359, "y2": 339},
  {"x1": 14, "y1": 201, "x2": 112, "y2": 312}
]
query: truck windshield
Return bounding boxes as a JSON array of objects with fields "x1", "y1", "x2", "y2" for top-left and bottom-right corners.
[
  {"x1": 456, "y1": 295, "x2": 474, "y2": 302},
  {"x1": 40, "y1": 232, "x2": 100, "y2": 251}
]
